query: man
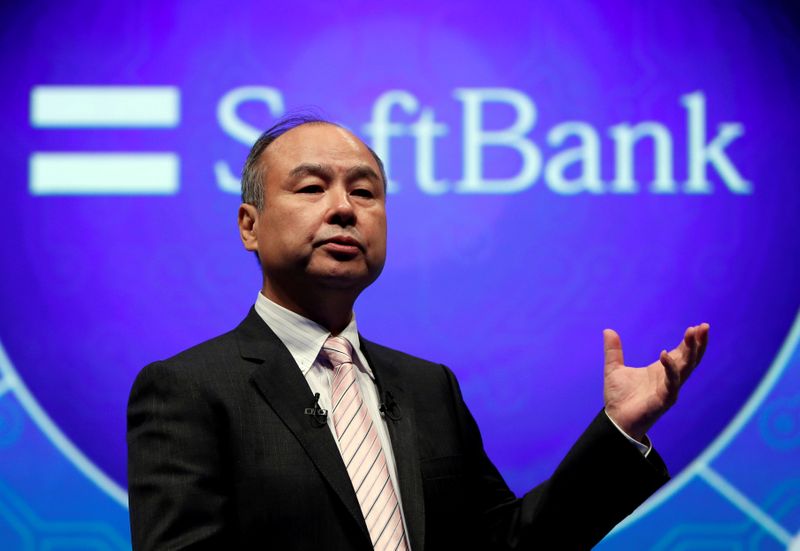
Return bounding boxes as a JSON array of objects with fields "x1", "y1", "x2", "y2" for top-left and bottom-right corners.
[{"x1": 127, "y1": 115, "x2": 709, "y2": 550}]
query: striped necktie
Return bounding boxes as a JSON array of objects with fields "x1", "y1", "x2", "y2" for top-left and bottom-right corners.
[{"x1": 322, "y1": 336, "x2": 409, "y2": 551}]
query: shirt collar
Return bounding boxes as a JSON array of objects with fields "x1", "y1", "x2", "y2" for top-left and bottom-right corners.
[{"x1": 253, "y1": 292, "x2": 372, "y2": 379}]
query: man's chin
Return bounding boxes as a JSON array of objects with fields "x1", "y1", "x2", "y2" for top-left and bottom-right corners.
[
  {"x1": 316, "y1": 272, "x2": 372, "y2": 291},
  {"x1": 301, "y1": 255, "x2": 384, "y2": 291},
  {"x1": 305, "y1": 265, "x2": 378, "y2": 291}
]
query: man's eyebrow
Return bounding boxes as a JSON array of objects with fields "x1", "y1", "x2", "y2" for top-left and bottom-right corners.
[
  {"x1": 345, "y1": 165, "x2": 380, "y2": 184},
  {"x1": 288, "y1": 163, "x2": 335, "y2": 181}
]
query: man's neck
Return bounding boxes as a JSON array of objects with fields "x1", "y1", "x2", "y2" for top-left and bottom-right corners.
[{"x1": 261, "y1": 283, "x2": 356, "y2": 335}]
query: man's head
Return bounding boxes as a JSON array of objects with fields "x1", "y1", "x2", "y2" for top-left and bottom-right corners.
[
  {"x1": 240, "y1": 115, "x2": 387, "y2": 211},
  {"x1": 238, "y1": 116, "x2": 388, "y2": 315}
]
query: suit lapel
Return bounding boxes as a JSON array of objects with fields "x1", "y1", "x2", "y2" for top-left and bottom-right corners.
[
  {"x1": 235, "y1": 308, "x2": 372, "y2": 546},
  {"x1": 361, "y1": 338, "x2": 426, "y2": 551}
]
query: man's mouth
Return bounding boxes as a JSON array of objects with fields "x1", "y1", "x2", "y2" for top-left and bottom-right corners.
[{"x1": 318, "y1": 235, "x2": 364, "y2": 255}]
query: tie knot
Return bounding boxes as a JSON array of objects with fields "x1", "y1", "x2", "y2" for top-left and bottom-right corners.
[{"x1": 321, "y1": 336, "x2": 355, "y2": 369}]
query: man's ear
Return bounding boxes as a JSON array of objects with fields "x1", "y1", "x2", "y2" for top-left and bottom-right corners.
[{"x1": 238, "y1": 203, "x2": 259, "y2": 252}]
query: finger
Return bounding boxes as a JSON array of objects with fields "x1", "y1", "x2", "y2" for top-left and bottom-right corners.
[
  {"x1": 672, "y1": 326, "x2": 691, "y2": 362},
  {"x1": 695, "y1": 323, "x2": 710, "y2": 365},
  {"x1": 683, "y1": 326, "x2": 698, "y2": 369},
  {"x1": 660, "y1": 349, "x2": 680, "y2": 389},
  {"x1": 603, "y1": 329, "x2": 625, "y2": 374},
  {"x1": 677, "y1": 325, "x2": 708, "y2": 381}
]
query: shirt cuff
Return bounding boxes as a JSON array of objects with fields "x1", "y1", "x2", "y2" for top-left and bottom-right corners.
[{"x1": 604, "y1": 410, "x2": 652, "y2": 457}]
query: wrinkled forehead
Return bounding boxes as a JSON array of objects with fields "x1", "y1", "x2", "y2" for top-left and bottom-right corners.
[{"x1": 262, "y1": 122, "x2": 378, "y2": 175}]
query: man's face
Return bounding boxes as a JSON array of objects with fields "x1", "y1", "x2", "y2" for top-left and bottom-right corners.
[{"x1": 248, "y1": 123, "x2": 387, "y2": 298}]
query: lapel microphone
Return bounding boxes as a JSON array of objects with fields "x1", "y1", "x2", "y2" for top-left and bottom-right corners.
[
  {"x1": 304, "y1": 392, "x2": 328, "y2": 427},
  {"x1": 379, "y1": 391, "x2": 402, "y2": 421}
]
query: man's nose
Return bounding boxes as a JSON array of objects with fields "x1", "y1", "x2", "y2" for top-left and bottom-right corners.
[{"x1": 326, "y1": 187, "x2": 356, "y2": 226}]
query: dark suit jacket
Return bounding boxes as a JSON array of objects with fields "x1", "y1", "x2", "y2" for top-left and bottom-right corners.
[{"x1": 127, "y1": 308, "x2": 669, "y2": 550}]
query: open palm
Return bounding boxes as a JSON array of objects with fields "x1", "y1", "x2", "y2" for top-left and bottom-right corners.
[{"x1": 603, "y1": 324, "x2": 709, "y2": 442}]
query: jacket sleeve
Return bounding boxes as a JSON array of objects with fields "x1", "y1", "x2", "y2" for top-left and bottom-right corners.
[
  {"x1": 441, "y1": 364, "x2": 670, "y2": 550},
  {"x1": 127, "y1": 361, "x2": 232, "y2": 550}
]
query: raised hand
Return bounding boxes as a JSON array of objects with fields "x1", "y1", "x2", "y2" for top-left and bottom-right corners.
[{"x1": 603, "y1": 324, "x2": 709, "y2": 442}]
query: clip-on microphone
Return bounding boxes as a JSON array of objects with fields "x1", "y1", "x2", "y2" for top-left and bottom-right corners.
[
  {"x1": 379, "y1": 390, "x2": 402, "y2": 421},
  {"x1": 304, "y1": 392, "x2": 328, "y2": 427}
]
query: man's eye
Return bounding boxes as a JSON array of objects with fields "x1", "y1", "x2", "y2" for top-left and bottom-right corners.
[
  {"x1": 351, "y1": 188, "x2": 374, "y2": 198},
  {"x1": 298, "y1": 185, "x2": 323, "y2": 193}
]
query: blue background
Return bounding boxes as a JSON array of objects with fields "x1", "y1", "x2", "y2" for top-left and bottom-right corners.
[{"x1": 1, "y1": 1, "x2": 799, "y2": 548}]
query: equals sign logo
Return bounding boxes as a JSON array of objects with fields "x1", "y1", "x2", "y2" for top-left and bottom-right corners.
[{"x1": 29, "y1": 86, "x2": 181, "y2": 195}]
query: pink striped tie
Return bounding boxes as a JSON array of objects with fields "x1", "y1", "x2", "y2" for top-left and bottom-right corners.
[{"x1": 322, "y1": 336, "x2": 409, "y2": 551}]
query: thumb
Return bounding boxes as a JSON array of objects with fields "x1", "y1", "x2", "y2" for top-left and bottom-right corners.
[{"x1": 603, "y1": 329, "x2": 625, "y2": 374}]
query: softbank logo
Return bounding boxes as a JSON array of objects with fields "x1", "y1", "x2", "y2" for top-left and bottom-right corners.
[
  {"x1": 29, "y1": 86, "x2": 751, "y2": 196},
  {"x1": 216, "y1": 88, "x2": 751, "y2": 196}
]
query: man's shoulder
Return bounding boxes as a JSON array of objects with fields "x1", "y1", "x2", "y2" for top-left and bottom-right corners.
[
  {"x1": 146, "y1": 329, "x2": 239, "y2": 369},
  {"x1": 144, "y1": 307, "x2": 271, "y2": 369},
  {"x1": 360, "y1": 337, "x2": 460, "y2": 386},
  {"x1": 131, "y1": 311, "x2": 264, "y2": 392},
  {"x1": 130, "y1": 328, "x2": 239, "y2": 391},
  {"x1": 160, "y1": 327, "x2": 241, "y2": 367},
  {"x1": 361, "y1": 337, "x2": 441, "y2": 369}
]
